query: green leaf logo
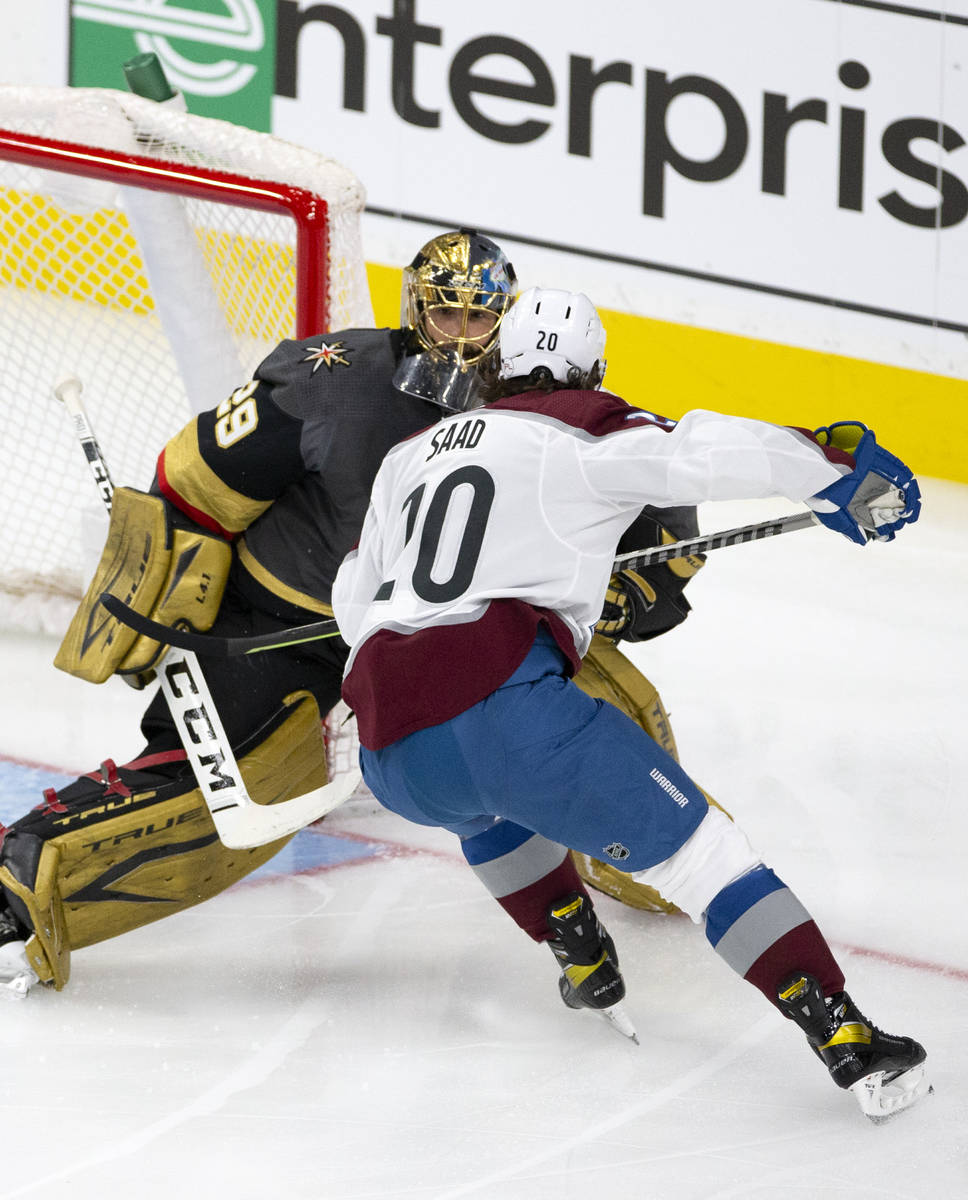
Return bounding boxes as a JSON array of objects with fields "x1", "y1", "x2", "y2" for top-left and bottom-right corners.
[{"x1": 70, "y1": 0, "x2": 276, "y2": 131}]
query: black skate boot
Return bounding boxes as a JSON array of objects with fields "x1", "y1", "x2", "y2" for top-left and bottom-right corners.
[
  {"x1": 0, "y1": 905, "x2": 21, "y2": 948},
  {"x1": 547, "y1": 892, "x2": 637, "y2": 1042},
  {"x1": 777, "y1": 972, "x2": 931, "y2": 1122}
]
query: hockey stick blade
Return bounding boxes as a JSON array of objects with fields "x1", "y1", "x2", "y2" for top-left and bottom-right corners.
[
  {"x1": 612, "y1": 510, "x2": 817, "y2": 571},
  {"x1": 158, "y1": 648, "x2": 361, "y2": 848},
  {"x1": 212, "y1": 767, "x2": 363, "y2": 849},
  {"x1": 99, "y1": 592, "x2": 340, "y2": 656}
]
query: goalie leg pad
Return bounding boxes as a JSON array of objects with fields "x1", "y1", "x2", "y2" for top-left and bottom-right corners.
[
  {"x1": 574, "y1": 634, "x2": 680, "y2": 759},
  {"x1": 570, "y1": 635, "x2": 731, "y2": 914},
  {"x1": 0, "y1": 838, "x2": 70, "y2": 989},
  {"x1": 0, "y1": 690, "x2": 328, "y2": 989}
]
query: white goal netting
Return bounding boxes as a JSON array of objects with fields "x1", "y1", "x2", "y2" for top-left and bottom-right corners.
[{"x1": 0, "y1": 85, "x2": 373, "y2": 636}]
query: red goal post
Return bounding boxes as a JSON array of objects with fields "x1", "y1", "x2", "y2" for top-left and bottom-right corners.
[
  {"x1": 0, "y1": 128, "x2": 332, "y2": 340},
  {"x1": 0, "y1": 85, "x2": 373, "y2": 636}
]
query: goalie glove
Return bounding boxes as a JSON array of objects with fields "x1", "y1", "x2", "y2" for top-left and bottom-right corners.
[
  {"x1": 807, "y1": 422, "x2": 921, "y2": 546},
  {"x1": 54, "y1": 488, "x2": 232, "y2": 686},
  {"x1": 596, "y1": 569, "x2": 658, "y2": 640},
  {"x1": 597, "y1": 520, "x2": 705, "y2": 642}
]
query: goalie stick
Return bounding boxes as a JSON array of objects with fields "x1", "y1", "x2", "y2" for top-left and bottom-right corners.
[
  {"x1": 98, "y1": 592, "x2": 339, "y2": 656},
  {"x1": 54, "y1": 375, "x2": 360, "y2": 849},
  {"x1": 99, "y1": 510, "x2": 819, "y2": 658}
]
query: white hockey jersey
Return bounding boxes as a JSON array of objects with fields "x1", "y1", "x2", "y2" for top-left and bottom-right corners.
[{"x1": 333, "y1": 390, "x2": 851, "y2": 748}]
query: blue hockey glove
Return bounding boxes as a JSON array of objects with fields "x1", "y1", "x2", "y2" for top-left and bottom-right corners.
[{"x1": 807, "y1": 422, "x2": 921, "y2": 546}]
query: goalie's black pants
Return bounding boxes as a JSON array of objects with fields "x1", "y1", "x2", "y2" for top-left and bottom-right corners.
[{"x1": 136, "y1": 574, "x2": 349, "y2": 771}]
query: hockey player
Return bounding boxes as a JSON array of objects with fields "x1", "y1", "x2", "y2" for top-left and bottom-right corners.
[
  {"x1": 0, "y1": 232, "x2": 699, "y2": 1026},
  {"x1": 331, "y1": 286, "x2": 929, "y2": 1121}
]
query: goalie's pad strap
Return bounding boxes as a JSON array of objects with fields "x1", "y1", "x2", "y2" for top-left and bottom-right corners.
[
  {"x1": 54, "y1": 488, "x2": 231, "y2": 683},
  {"x1": 0, "y1": 690, "x2": 328, "y2": 988},
  {"x1": 570, "y1": 636, "x2": 730, "y2": 914}
]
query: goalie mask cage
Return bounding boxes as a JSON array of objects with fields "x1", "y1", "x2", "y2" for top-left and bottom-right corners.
[{"x1": 0, "y1": 85, "x2": 373, "y2": 637}]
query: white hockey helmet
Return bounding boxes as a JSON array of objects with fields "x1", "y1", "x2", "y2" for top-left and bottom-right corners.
[{"x1": 498, "y1": 287, "x2": 606, "y2": 389}]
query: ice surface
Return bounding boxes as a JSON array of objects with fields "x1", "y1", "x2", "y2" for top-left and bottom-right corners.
[{"x1": 1, "y1": 483, "x2": 966, "y2": 1198}]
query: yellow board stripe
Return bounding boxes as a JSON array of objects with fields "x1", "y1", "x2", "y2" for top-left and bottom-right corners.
[
  {"x1": 0, "y1": 188, "x2": 295, "y2": 339},
  {"x1": 368, "y1": 261, "x2": 968, "y2": 485}
]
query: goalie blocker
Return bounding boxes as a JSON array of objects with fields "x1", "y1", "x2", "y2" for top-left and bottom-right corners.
[{"x1": 54, "y1": 487, "x2": 232, "y2": 687}]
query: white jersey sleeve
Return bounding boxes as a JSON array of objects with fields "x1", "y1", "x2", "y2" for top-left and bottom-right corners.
[
  {"x1": 333, "y1": 392, "x2": 847, "y2": 672},
  {"x1": 583, "y1": 406, "x2": 844, "y2": 508}
]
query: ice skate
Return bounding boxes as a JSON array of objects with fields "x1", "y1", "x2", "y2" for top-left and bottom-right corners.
[
  {"x1": 777, "y1": 972, "x2": 931, "y2": 1123},
  {"x1": 0, "y1": 908, "x2": 38, "y2": 1000},
  {"x1": 547, "y1": 892, "x2": 638, "y2": 1044}
]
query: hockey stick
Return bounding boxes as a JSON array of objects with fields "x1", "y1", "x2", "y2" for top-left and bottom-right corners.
[
  {"x1": 98, "y1": 593, "x2": 339, "y2": 656},
  {"x1": 100, "y1": 510, "x2": 821, "y2": 658},
  {"x1": 54, "y1": 375, "x2": 360, "y2": 849},
  {"x1": 612, "y1": 510, "x2": 818, "y2": 571}
]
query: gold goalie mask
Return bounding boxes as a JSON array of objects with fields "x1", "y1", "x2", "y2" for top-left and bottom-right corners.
[{"x1": 394, "y1": 229, "x2": 517, "y2": 413}]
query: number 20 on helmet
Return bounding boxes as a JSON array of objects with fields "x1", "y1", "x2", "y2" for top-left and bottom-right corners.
[{"x1": 498, "y1": 287, "x2": 606, "y2": 389}]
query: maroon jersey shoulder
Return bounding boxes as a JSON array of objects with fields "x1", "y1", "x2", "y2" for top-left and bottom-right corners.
[{"x1": 488, "y1": 389, "x2": 677, "y2": 438}]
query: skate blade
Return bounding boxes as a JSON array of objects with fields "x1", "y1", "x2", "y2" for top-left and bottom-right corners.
[
  {"x1": 850, "y1": 1063, "x2": 933, "y2": 1123},
  {"x1": 596, "y1": 1002, "x2": 639, "y2": 1044}
]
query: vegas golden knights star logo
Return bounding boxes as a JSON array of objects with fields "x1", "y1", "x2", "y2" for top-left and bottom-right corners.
[{"x1": 303, "y1": 341, "x2": 353, "y2": 373}]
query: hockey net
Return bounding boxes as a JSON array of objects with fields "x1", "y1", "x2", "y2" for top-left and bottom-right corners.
[{"x1": 0, "y1": 84, "x2": 373, "y2": 638}]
